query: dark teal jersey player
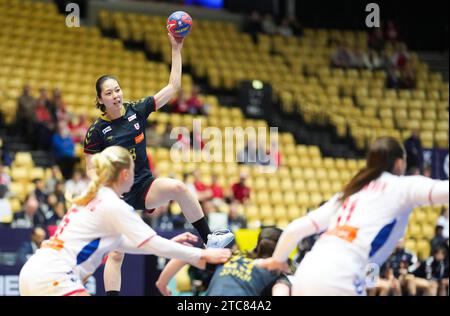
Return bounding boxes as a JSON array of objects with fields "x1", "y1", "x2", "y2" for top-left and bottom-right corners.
[{"x1": 84, "y1": 96, "x2": 156, "y2": 211}]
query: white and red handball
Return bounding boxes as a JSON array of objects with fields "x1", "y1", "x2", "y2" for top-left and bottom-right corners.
[{"x1": 167, "y1": 11, "x2": 193, "y2": 38}]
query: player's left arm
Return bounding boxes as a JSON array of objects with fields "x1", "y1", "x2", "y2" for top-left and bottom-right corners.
[{"x1": 154, "y1": 33, "x2": 184, "y2": 111}]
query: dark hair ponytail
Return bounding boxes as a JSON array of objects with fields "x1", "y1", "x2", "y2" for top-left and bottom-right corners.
[
  {"x1": 340, "y1": 136, "x2": 405, "y2": 201},
  {"x1": 95, "y1": 75, "x2": 119, "y2": 114}
]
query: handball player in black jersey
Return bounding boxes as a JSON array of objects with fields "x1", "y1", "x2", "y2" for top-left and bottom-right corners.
[{"x1": 84, "y1": 33, "x2": 233, "y2": 296}]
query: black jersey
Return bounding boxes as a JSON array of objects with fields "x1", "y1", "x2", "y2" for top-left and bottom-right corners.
[
  {"x1": 84, "y1": 96, "x2": 155, "y2": 187},
  {"x1": 205, "y1": 254, "x2": 290, "y2": 296}
]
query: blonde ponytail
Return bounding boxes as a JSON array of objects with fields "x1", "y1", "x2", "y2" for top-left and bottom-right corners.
[{"x1": 70, "y1": 146, "x2": 132, "y2": 206}]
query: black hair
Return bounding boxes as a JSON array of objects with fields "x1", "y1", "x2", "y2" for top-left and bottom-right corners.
[
  {"x1": 95, "y1": 75, "x2": 119, "y2": 114},
  {"x1": 247, "y1": 227, "x2": 283, "y2": 259}
]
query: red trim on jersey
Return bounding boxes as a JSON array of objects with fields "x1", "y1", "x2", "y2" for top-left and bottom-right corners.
[
  {"x1": 345, "y1": 201, "x2": 357, "y2": 223},
  {"x1": 428, "y1": 183, "x2": 436, "y2": 205},
  {"x1": 63, "y1": 289, "x2": 86, "y2": 296},
  {"x1": 137, "y1": 234, "x2": 157, "y2": 248},
  {"x1": 85, "y1": 142, "x2": 100, "y2": 149},
  {"x1": 307, "y1": 216, "x2": 320, "y2": 233}
]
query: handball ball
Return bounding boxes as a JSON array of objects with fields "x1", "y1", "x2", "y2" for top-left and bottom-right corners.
[{"x1": 167, "y1": 11, "x2": 193, "y2": 38}]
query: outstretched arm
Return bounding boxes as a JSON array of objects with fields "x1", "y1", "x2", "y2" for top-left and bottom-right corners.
[
  {"x1": 257, "y1": 195, "x2": 340, "y2": 272},
  {"x1": 155, "y1": 258, "x2": 207, "y2": 296},
  {"x1": 118, "y1": 234, "x2": 229, "y2": 267},
  {"x1": 154, "y1": 33, "x2": 184, "y2": 111}
]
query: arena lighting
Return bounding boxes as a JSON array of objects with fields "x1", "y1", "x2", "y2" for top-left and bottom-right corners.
[{"x1": 252, "y1": 80, "x2": 264, "y2": 90}]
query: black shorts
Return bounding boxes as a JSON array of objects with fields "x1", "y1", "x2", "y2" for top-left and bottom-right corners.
[{"x1": 123, "y1": 177, "x2": 156, "y2": 213}]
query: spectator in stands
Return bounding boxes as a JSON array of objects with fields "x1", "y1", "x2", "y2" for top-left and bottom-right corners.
[
  {"x1": 228, "y1": 200, "x2": 247, "y2": 232},
  {"x1": 368, "y1": 27, "x2": 385, "y2": 52},
  {"x1": 430, "y1": 225, "x2": 448, "y2": 253},
  {"x1": 287, "y1": 16, "x2": 303, "y2": 37},
  {"x1": 187, "y1": 85, "x2": 207, "y2": 116},
  {"x1": 401, "y1": 69, "x2": 415, "y2": 89},
  {"x1": 210, "y1": 174, "x2": 224, "y2": 200},
  {"x1": 193, "y1": 169, "x2": 213, "y2": 202},
  {"x1": 407, "y1": 166, "x2": 421, "y2": 176},
  {"x1": 191, "y1": 128, "x2": 205, "y2": 151},
  {"x1": 45, "y1": 201, "x2": 66, "y2": 227},
  {"x1": 364, "y1": 50, "x2": 384, "y2": 70},
  {"x1": 0, "y1": 184, "x2": 12, "y2": 226},
  {"x1": 145, "y1": 121, "x2": 162, "y2": 147},
  {"x1": 423, "y1": 165, "x2": 432, "y2": 178},
  {"x1": 68, "y1": 114, "x2": 89, "y2": 144},
  {"x1": 385, "y1": 239, "x2": 419, "y2": 296},
  {"x1": 161, "y1": 123, "x2": 177, "y2": 149},
  {"x1": 151, "y1": 203, "x2": 186, "y2": 232},
  {"x1": 278, "y1": 18, "x2": 293, "y2": 37},
  {"x1": 331, "y1": 45, "x2": 353, "y2": 68},
  {"x1": 385, "y1": 20, "x2": 399, "y2": 42},
  {"x1": 231, "y1": 172, "x2": 251, "y2": 204},
  {"x1": 368, "y1": 262, "x2": 401, "y2": 296},
  {"x1": 238, "y1": 139, "x2": 259, "y2": 165},
  {"x1": 350, "y1": 47, "x2": 367, "y2": 69},
  {"x1": 51, "y1": 88, "x2": 69, "y2": 123},
  {"x1": 437, "y1": 206, "x2": 449, "y2": 240},
  {"x1": 40, "y1": 193, "x2": 58, "y2": 224},
  {"x1": 392, "y1": 43, "x2": 410, "y2": 71},
  {"x1": 261, "y1": 14, "x2": 278, "y2": 35},
  {"x1": 11, "y1": 193, "x2": 46, "y2": 229},
  {"x1": 45, "y1": 165, "x2": 63, "y2": 193},
  {"x1": 268, "y1": 139, "x2": 281, "y2": 167},
  {"x1": 413, "y1": 247, "x2": 448, "y2": 296},
  {"x1": 0, "y1": 162, "x2": 11, "y2": 187},
  {"x1": 34, "y1": 88, "x2": 55, "y2": 150},
  {"x1": 246, "y1": 11, "x2": 262, "y2": 43},
  {"x1": 16, "y1": 227, "x2": 46, "y2": 265},
  {"x1": 33, "y1": 178, "x2": 48, "y2": 206},
  {"x1": 171, "y1": 90, "x2": 189, "y2": 114},
  {"x1": 54, "y1": 180, "x2": 66, "y2": 203},
  {"x1": 65, "y1": 170, "x2": 88, "y2": 198},
  {"x1": 51, "y1": 121, "x2": 79, "y2": 180},
  {"x1": 0, "y1": 143, "x2": 13, "y2": 166},
  {"x1": 16, "y1": 84, "x2": 35, "y2": 141},
  {"x1": 404, "y1": 130, "x2": 423, "y2": 173}
]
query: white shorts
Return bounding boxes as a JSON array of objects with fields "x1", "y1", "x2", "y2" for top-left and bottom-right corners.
[
  {"x1": 292, "y1": 248, "x2": 366, "y2": 296},
  {"x1": 19, "y1": 249, "x2": 86, "y2": 296}
]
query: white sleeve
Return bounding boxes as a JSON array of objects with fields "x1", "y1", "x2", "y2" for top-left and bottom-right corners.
[
  {"x1": 118, "y1": 235, "x2": 202, "y2": 266},
  {"x1": 402, "y1": 176, "x2": 449, "y2": 208},
  {"x1": 272, "y1": 195, "x2": 340, "y2": 262},
  {"x1": 105, "y1": 200, "x2": 157, "y2": 248}
]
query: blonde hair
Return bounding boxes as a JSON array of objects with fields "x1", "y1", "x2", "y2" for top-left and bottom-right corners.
[{"x1": 71, "y1": 146, "x2": 132, "y2": 206}]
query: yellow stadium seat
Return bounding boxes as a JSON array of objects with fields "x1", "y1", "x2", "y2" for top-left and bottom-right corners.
[
  {"x1": 421, "y1": 224, "x2": 435, "y2": 240},
  {"x1": 405, "y1": 239, "x2": 417, "y2": 254},
  {"x1": 176, "y1": 265, "x2": 192, "y2": 293},
  {"x1": 13, "y1": 152, "x2": 33, "y2": 168},
  {"x1": 416, "y1": 239, "x2": 431, "y2": 261}
]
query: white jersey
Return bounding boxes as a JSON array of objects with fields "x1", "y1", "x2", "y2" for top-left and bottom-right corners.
[
  {"x1": 35, "y1": 187, "x2": 156, "y2": 280},
  {"x1": 285, "y1": 173, "x2": 449, "y2": 295}
]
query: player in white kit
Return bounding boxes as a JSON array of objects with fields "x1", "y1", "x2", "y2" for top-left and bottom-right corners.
[
  {"x1": 19, "y1": 146, "x2": 231, "y2": 296},
  {"x1": 257, "y1": 137, "x2": 449, "y2": 295}
]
